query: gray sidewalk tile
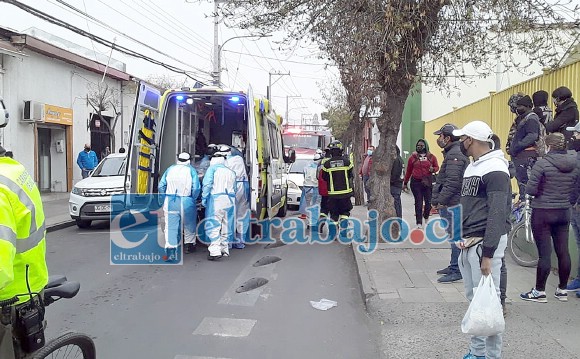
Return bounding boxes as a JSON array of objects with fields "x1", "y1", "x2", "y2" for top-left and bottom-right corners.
[{"x1": 398, "y1": 287, "x2": 445, "y2": 303}]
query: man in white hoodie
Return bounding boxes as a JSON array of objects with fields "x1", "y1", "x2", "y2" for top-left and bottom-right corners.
[
  {"x1": 302, "y1": 152, "x2": 323, "y2": 227},
  {"x1": 158, "y1": 152, "x2": 201, "y2": 261},
  {"x1": 202, "y1": 146, "x2": 237, "y2": 260},
  {"x1": 452, "y1": 121, "x2": 511, "y2": 359}
]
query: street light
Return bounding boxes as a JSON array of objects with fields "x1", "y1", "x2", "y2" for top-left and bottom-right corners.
[{"x1": 212, "y1": 34, "x2": 271, "y2": 86}]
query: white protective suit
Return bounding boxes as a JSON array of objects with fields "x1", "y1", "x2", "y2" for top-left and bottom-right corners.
[
  {"x1": 302, "y1": 159, "x2": 321, "y2": 226},
  {"x1": 226, "y1": 153, "x2": 250, "y2": 248},
  {"x1": 158, "y1": 160, "x2": 201, "y2": 250},
  {"x1": 202, "y1": 156, "x2": 237, "y2": 257}
]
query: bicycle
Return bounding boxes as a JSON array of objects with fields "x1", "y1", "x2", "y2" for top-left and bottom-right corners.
[
  {"x1": 507, "y1": 194, "x2": 539, "y2": 267},
  {"x1": 0, "y1": 275, "x2": 96, "y2": 359}
]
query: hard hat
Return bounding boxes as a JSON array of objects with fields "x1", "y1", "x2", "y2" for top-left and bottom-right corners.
[{"x1": 327, "y1": 140, "x2": 343, "y2": 150}]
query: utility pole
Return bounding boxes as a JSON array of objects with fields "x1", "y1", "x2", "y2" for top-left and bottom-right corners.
[
  {"x1": 212, "y1": 0, "x2": 224, "y2": 86},
  {"x1": 285, "y1": 95, "x2": 301, "y2": 127},
  {"x1": 268, "y1": 71, "x2": 290, "y2": 104}
]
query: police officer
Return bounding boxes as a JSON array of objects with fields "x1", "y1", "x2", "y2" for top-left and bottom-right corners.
[
  {"x1": 321, "y1": 140, "x2": 354, "y2": 225},
  {"x1": 0, "y1": 144, "x2": 49, "y2": 358}
]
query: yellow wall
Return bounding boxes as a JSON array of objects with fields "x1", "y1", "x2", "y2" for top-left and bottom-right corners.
[{"x1": 425, "y1": 60, "x2": 580, "y2": 193}]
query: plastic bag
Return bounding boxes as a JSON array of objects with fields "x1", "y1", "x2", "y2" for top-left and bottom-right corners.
[
  {"x1": 310, "y1": 298, "x2": 337, "y2": 311},
  {"x1": 461, "y1": 275, "x2": 505, "y2": 336}
]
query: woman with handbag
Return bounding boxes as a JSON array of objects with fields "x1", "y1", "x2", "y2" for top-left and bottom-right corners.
[{"x1": 403, "y1": 139, "x2": 439, "y2": 229}]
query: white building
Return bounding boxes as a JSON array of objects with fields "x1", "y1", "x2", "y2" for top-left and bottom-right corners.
[{"x1": 0, "y1": 26, "x2": 137, "y2": 193}]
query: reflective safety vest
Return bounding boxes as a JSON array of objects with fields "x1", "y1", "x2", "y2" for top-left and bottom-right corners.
[
  {"x1": 321, "y1": 155, "x2": 354, "y2": 198},
  {"x1": 0, "y1": 157, "x2": 48, "y2": 303}
]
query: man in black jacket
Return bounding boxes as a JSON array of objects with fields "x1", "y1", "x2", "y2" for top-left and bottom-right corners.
[
  {"x1": 432, "y1": 124, "x2": 470, "y2": 283},
  {"x1": 547, "y1": 86, "x2": 579, "y2": 147},
  {"x1": 391, "y1": 146, "x2": 404, "y2": 218},
  {"x1": 509, "y1": 95, "x2": 541, "y2": 202}
]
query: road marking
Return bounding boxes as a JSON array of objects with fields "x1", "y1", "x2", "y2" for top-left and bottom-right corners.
[
  {"x1": 217, "y1": 247, "x2": 282, "y2": 307},
  {"x1": 192, "y1": 317, "x2": 257, "y2": 337}
]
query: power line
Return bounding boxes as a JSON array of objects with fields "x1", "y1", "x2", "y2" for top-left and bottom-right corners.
[
  {"x1": 0, "y1": 0, "x2": 211, "y2": 83},
  {"x1": 221, "y1": 49, "x2": 327, "y2": 66},
  {"x1": 51, "y1": 0, "x2": 211, "y2": 77}
]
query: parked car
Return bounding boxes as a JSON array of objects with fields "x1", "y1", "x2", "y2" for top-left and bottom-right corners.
[
  {"x1": 286, "y1": 157, "x2": 312, "y2": 209},
  {"x1": 69, "y1": 153, "x2": 127, "y2": 228}
]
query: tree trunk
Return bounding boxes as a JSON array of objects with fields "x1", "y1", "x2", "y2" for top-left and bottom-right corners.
[
  {"x1": 351, "y1": 119, "x2": 366, "y2": 206},
  {"x1": 369, "y1": 95, "x2": 406, "y2": 223}
]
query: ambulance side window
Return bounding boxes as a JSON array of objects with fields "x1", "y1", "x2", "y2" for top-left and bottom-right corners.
[{"x1": 268, "y1": 122, "x2": 280, "y2": 159}]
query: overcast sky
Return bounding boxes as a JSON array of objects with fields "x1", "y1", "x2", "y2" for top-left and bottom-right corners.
[{"x1": 0, "y1": 0, "x2": 334, "y2": 125}]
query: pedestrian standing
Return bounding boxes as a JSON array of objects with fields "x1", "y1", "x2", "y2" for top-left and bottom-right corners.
[
  {"x1": 390, "y1": 146, "x2": 404, "y2": 219},
  {"x1": 403, "y1": 139, "x2": 439, "y2": 229},
  {"x1": 321, "y1": 140, "x2": 354, "y2": 225},
  {"x1": 566, "y1": 122, "x2": 580, "y2": 297},
  {"x1": 508, "y1": 95, "x2": 541, "y2": 202},
  {"x1": 317, "y1": 149, "x2": 331, "y2": 232},
  {"x1": 532, "y1": 90, "x2": 553, "y2": 126},
  {"x1": 202, "y1": 146, "x2": 237, "y2": 260},
  {"x1": 76, "y1": 143, "x2": 98, "y2": 179},
  {"x1": 453, "y1": 121, "x2": 511, "y2": 359},
  {"x1": 546, "y1": 86, "x2": 579, "y2": 147},
  {"x1": 520, "y1": 133, "x2": 577, "y2": 302},
  {"x1": 360, "y1": 145, "x2": 374, "y2": 203},
  {"x1": 432, "y1": 124, "x2": 469, "y2": 284},
  {"x1": 158, "y1": 152, "x2": 201, "y2": 259},
  {"x1": 226, "y1": 146, "x2": 250, "y2": 249},
  {"x1": 302, "y1": 152, "x2": 322, "y2": 228}
]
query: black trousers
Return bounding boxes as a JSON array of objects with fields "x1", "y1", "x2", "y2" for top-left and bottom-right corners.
[
  {"x1": 320, "y1": 196, "x2": 330, "y2": 217},
  {"x1": 328, "y1": 197, "x2": 353, "y2": 222},
  {"x1": 531, "y1": 208, "x2": 572, "y2": 291},
  {"x1": 410, "y1": 178, "x2": 432, "y2": 225}
]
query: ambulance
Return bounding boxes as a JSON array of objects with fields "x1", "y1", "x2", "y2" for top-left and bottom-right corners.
[{"x1": 123, "y1": 82, "x2": 296, "y2": 220}]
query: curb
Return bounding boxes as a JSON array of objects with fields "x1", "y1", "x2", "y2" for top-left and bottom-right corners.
[
  {"x1": 46, "y1": 220, "x2": 76, "y2": 233},
  {"x1": 351, "y1": 244, "x2": 377, "y2": 308}
]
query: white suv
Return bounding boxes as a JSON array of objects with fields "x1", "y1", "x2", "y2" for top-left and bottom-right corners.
[{"x1": 69, "y1": 153, "x2": 127, "y2": 228}]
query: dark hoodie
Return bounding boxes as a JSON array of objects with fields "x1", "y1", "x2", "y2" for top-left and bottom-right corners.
[
  {"x1": 403, "y1": 139, "x2": 439, "y2": 185},
  {"x1": 532, "y1": 90, "x2": 553, "y2": 125},
  {"x1": 546, "y1": 98, "x2": 579, "y2": 144},
  {"x1": 526, "y1": 150, "x2": 578, "y2": 209}
]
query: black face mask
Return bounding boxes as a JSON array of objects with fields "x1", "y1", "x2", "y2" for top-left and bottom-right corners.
[
  {"x1": 516, "y1": 108, "x2": 527, "y2": 115},
  {"x1": 460, "y1": 140, "x2": 469, "y2": 157},
  {"x1": 84, "y1": 147, "x2": 90, "y2": 152},
  {"x1": 416, "y1": 144, "x2": 426, "y2": 153}
]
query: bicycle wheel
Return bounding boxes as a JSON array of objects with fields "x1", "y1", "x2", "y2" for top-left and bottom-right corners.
[
  {"x1": 32, "y1": 332, "x2": 96, "y2": 359},
  {"x1": 507, "y1": 221, "x2": 538, "y2": 267}
]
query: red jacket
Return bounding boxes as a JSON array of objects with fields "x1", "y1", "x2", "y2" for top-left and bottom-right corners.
[
  {"x1": 403, "y1": 152, "x2": 439, "y2": 185},
  {"x1": 317, "y1": 162, "x2": 328, "y2": 196}
]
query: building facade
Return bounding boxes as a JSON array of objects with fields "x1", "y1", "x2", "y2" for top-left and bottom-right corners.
[{"x1": 0, "y1": 27, "x2": 136, "y2": 192}]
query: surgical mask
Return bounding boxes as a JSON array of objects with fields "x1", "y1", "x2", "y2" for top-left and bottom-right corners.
[
  {"x1": 436, "y1": 138, "x2": 448, "y2": 149},
  {"x1": 84, "y1": 147, "x2": 90, "y2": 152},
  {"x1": 516, "y1": 108, "x2": 526, "y2": 115},
  {"x1": 367, "y1": 150, "x2": 373, "y2": 156},
  {"x1": 460, "y1": 139, "x2": 469, "y2": 157}
]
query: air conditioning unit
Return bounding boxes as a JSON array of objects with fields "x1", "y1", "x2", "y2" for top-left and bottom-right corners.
[{"x1": 22, "y1": 101, "x2": 45, "y2": 123}]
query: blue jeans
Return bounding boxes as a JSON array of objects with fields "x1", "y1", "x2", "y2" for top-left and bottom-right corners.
[
  {"x1": 570, "y1": 206, "x2": 580, "y2": 280},
  {"x1": 439, "y1": 206, "x2": 460, "y2": 273},
  {"x1": 81, "y1": 169, "x2": 91, "y2": 179},
  {"x1": 390, "y1": 186, "x2": 402, "y2": 218}
]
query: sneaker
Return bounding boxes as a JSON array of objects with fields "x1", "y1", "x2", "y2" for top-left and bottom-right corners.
[
  {"x1": 437, "y1": 272, "x2": 462, "y2": 283},
  {"x1": 416, "y1": 224, "x2": 423, "y2": 230},
  {"x1": 184, "y1": 243, "x2": 196, "y2": 254},
  {"x1": 437, "y1": 267, "x2": 452, "y2": 275},
  {"x1": 554, "y1": 287, "x2": 568, "y2": 302},
  {"x1": 463, "y1": 353, "x2": 485, "y2": 359},
  {"x1": 207, "y1": 254, "x2": 222, "y2": 261},
  {"x1": 520, "y1": 288, "x2": 547, "y2": 303},
  {"x1": 566, "y1": 278, "x2": 580, "y2": 291}
]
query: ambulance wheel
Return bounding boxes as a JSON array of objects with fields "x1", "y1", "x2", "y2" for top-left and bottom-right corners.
[
  {"x1": 75, "y1": 219, "x2": 92, "y2": 229},
  {"x1": 276, "y1": 199, "x2": 288, "y2": 218}
]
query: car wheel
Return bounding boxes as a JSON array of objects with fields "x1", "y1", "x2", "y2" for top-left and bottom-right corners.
[
  {"x1": 276, "y1": 192, "x2": 288, "y2": 218},
  {"x1": 76, "y1": 219, "x2": 92, "y2": 229}
]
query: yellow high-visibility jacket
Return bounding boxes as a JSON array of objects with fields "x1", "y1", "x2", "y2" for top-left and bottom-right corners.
[{"x1": 0, "y1": 157, "x2": 48, "y2": 303}]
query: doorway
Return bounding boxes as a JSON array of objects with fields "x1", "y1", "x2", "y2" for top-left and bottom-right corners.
[{"x1": 37, "y1": 127, "x2": 51, "y2": 192}]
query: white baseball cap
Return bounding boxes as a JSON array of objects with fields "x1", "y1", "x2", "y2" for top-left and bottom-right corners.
[
  {"x1": 566, "y1": 122, "x2": 580, "y2": 132},
  {"x1": 452, "y1": 121, "x2": 493, "y2": 142},
  {"x1": 177, "y1": 152, "x2": 191, "y2": 161}
]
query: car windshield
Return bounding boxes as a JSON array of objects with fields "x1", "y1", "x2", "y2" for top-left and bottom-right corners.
[
  {"x1": 91, "y1": 156, "x2": 126, "y2": 177},
  {"x1": 289, "y1": 159, "x2": 311, "y2": 174}
]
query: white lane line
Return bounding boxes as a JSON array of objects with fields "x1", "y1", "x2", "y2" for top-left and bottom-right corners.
[
  {"x1": 192, "y1": 317, "x2": 257, "y2": 338},
  {"x1": 217, "y1": 247, "x2": 283, "y2": 307}
]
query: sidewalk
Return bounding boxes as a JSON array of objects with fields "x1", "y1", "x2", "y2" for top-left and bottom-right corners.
[
  {"x1": 41, "y1": 192, "x2": 76, "y2": 232},
  {"x1": 352, "y1": 192, "x2": 580, "y2": 358}
]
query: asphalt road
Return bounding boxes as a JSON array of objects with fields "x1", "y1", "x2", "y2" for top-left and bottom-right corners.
[{"x1": 43, "y1": 215, "x2": 380, "y2": 359}]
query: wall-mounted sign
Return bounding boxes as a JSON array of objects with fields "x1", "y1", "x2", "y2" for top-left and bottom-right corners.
[
  {"x1": 44, "y1": 104, "x2": 73, "y2": 125},
  {"x1": 95, "y1": 119, "x2": 101, "y2": 128}
]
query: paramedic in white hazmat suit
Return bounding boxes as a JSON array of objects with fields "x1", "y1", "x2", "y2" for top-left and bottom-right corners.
[
  {"x1": 158, "y1": 152, "x2": 201, "y2": 261},
  {"x1": 202, "y1": 146, "x2": 237, "y2": 260},
  {"x1": 226, "y1": 146, "x2": 250, "y2": 248}
]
